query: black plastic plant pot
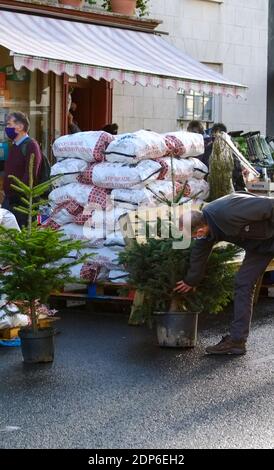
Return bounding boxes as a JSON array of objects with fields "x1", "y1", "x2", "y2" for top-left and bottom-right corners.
[
  {"x1": 19, "y1": 327, "x2": 54, "y2": 363},
  {"x1": 153, "y1": 311, "x2": 199, "y2": 348}
]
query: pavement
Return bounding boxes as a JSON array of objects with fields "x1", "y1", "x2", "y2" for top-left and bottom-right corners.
[{"x1": 0, "y1": 298, "x2": 273, "y2": 449}]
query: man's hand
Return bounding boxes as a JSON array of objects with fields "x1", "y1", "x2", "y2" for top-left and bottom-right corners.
[{"x1": 173, "y1": 281, "x2": 195, "y2": 293}]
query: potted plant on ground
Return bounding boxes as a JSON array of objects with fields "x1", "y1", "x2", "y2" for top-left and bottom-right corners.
[
  {"x1": 120, "y1": 215, "x2": 239, "y2": 348},
  {"x1": 0, "y1": 156, "x2": 87, "y2": 363},
  {"x1": 102, "y1": 0, "x2": 149, "y2": 17}
]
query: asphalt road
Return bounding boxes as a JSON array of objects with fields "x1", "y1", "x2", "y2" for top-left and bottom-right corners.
[{"x1": 0, "y1": 299, "x2": 273, "y2": 449}]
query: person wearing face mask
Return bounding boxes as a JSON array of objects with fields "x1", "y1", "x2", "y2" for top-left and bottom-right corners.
[
  {"x1": 174, "y1": 192, "x2": 274, "y2": 356},
  {"x1": 2, "y1": 112, "x2": 42, "y2": 227}
]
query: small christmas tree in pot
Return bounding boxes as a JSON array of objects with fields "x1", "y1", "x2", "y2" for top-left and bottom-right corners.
[
  {"x1": 119, "y1": 196, "x2": 239, "y2": 348},
  {"x1": 0, "y1": 156, "x2": 88, "y2": 363}
]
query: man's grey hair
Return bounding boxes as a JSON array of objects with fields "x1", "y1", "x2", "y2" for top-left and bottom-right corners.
[
  {"x1": 6, "y1": 111, "x2": 30, "y2": 132},
  {"x1": 190, "y1": 210, "x2": 207, "y2": 232},
  {"x1": 179, "y1": 210, "x2": 207, "y2": 234}
]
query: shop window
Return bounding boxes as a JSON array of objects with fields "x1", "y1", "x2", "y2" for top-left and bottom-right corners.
[
  {"x1": 177, "y1": 62, "x2": 222, "y2": 129},
  {"x1": 0, "y1": 46, "x2": 52, "y2": 174}
]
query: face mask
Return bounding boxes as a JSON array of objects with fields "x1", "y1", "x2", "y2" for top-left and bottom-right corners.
[
  {"x1": 5, "y1": 127, "x2": 18, "y2": 141},
  {"x1": 195, "y1": 235, "x2": 207, "y2": 240}
]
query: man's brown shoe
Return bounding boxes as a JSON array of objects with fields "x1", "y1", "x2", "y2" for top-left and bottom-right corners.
[{"x1": 206, "y1": 335, "x2": 246, "y2": 355}]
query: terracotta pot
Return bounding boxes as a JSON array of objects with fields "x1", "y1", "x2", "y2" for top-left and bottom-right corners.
[
  {"x1": 110, "y1": 0, "x2": 137, "y2": 16},
  {"x1": 58, "y1": 0, "x2": 84, "y2": 7}
]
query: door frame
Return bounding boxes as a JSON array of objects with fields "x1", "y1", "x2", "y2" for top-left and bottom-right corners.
[{"x1": 61, "y1": 74, "x2": 113, "y2": 135}]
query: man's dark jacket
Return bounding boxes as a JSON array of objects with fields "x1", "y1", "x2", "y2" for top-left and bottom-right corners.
[{"x1": 184, "y1": 192, "x2": 274, "y2": 286}]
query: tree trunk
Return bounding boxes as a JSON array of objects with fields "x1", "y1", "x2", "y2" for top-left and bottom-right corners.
[
  {"x1": 30, "y1": 300, "x2": 38, "y2": 333},
  {"x1": 169, "y1": 297, "x2": 180, "y2": 312}
]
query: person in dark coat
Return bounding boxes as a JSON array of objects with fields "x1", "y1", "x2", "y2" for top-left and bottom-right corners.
[
  {"x1": 68, "y1": 112, "x2": 81, "y2": 134},
  {"x1": 175, "y1": 192, "x2": 274, "y2": 355},
  {"x1": 3, "y1": 112, "x2": 42, "y2": 227},
  {"x1": 187, "y1": 120, "x2": 204, "y2": 135}
]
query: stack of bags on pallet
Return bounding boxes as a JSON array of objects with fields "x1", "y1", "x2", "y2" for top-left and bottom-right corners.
[
  {"x1": 105, "y1": 130, "x2": 209, "y2": 210},
  {"x1": 46, "y1": 131, "x2": 122, "y2": 283},
  {"x1": 46, "y1": 130, "x2": 209, "y2": 284}
]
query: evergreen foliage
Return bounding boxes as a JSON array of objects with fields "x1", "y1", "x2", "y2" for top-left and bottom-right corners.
[
  {"x1": 0, "y1": 155, "x2": 87, "y2": 332},
  {"x1": 120, "y1": 229, "x2": 239, "y2": 325},
  {"x1": 233, "y1": 136, "x2": 248, "y2": 159}
]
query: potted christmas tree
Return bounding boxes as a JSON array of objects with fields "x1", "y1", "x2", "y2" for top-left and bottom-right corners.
[
  {"x1": 120, "y1": 206, "x2": 238, "y2": 348},
  {"x1": 0, "y1": 156, "x2": 87, "y2": 363}
]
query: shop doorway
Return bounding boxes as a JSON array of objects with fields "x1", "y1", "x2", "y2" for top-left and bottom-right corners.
[{"x1": 69, "y1": 77, "x2": 112, "y2": 132}]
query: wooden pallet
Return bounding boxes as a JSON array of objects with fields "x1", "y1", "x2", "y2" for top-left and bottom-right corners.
[
  {"x1": 0, "y1": 317, "x2": 60, "y2": 340},
  {"x1": 51, "y1": 282, "x2": 140, "y2": 323},
  {"x1": 0, "y1": 327, "x2": 20, "y2": 340},
  {"x1": 89, "y1": 282, "x2": 135, "y2": 301},
  {"x1": 51, "y1": 282, "x2": 135, "y2": 303}
]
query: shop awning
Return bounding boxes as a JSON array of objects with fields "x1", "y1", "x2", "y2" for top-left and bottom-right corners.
[{"x1": 0, "y1": 10, "x2": 246, "y2": 97}]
